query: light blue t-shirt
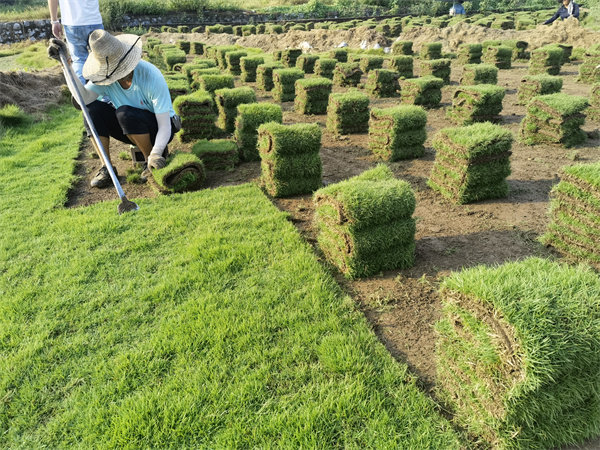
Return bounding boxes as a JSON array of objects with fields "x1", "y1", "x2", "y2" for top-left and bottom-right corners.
[{"x1": 86, "y1": 60, "x2": 175, "y2": 117}]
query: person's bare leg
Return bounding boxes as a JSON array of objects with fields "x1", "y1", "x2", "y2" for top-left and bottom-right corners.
[
  {"x1": 90, "y1": 136, "x2": 112, "y2": 165},
  {"x1": 126, "y1": 133, "x2": 153, "y2": 158}
]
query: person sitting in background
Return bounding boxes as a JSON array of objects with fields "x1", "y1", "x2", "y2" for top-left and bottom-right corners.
[
  {"x1": 449, "y1": 0, "x2": 466, "y2": 16},
  {"x1": 544, "y1": 0, "x2": 579, "y2": 24}
]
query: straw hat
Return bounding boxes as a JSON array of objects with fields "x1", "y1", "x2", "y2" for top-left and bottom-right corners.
[{"x1": 82, "y1": 30, "x2": 142, "y2": 85}]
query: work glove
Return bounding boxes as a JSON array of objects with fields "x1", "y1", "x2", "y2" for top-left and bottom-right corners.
[
  {"x1": 148, "y1": 153, "x2": 167, "y2": 170},
  {"x1": 47, "y1": 38, "x2": 67, "y2": 61}
]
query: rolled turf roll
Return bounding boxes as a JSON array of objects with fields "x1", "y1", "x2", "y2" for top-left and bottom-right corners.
[
  {"x1": 242, "y1": 25, "x2": 256, "y2": 36},
  {"x1": 281, "y1": 49, "x2": 302, "y2": 68},
  {"x1": 214, "y1": 45, "x2": 240, "y2": 69},
  {"x1": 177, "y1": 26, "x2": 189, "y2": 33},
  {"x1": 392, "y1": 40, "x2": 413, "y2": 55},
  {"x1": 272, "y1": 68, "x2": 304, "y2": 102},
  {"x1": 257, "y1": 122, "x2": 322, "y2": 197},
  {"x1": 365, "y1": 69, "x2": 400, "y2": 98},
  {"x1": 191, "y1": 139, "x2": 239, "y2": 170},
  {"x1": 436, "y1": 257, "x2": 600, "y2": 449},
  {"x1": 326, "y1": 90, "x2": 370, "y2": 135},
  {"x1": 420, "y1": 42, "x2": 443, "y2": 60},
  {"x1": 190, "y1": 41, "x2": 205, "y2": 55},
  {"x1": 456, "y1": 43, "x2": 482, "y2": 64},
  {"x1": 165, "y1": 75, "x2": 190, "y2": 101},
  {"x1": 256, "y1": 63, "x2": 284, "y2": 91},
  {"x1": 369, "y1": 105, "x2": 427, "y2": 160},
  {"x1": 176, "y1": 40, "x2": 190, "y2": 53},
  {"x1": 447, "y1": 84, "x2": 505, "y2": 125},
  {"x1": 386, "y1": 55, "x2": 413, "y2": 78},
  {"x1": 541, "y1": 162, "x2": 600, "y2": 268},
  {"x1": 196, "y1": 74, "x2": 235, "y2": 96},
  {"x1": 181, "y1": 62, "x2": 213, "y2": 81},
  {"x1": 294, "y1": 77, "x2": 333, "y2": 115},
  {"x1": 295, "y1": 54, "x2": 320, "y2": 74},
  {"x1": 235, "y1": 102, "x2": 283, "y2": 161},
  {"x1": 162, "y1": 48, "x2": 187, "y2": 70},
  {"x1": 529, "y1": 45, "x2": 563, "y2": 76},
  {"x1": 400, "y1": 75, "x2": 444, "y2": 108},
  {"x1": 214, "y1": 86, "x2": 257, "y2": 133},
  {"x1": 314, "y1": 58, "x2": 337, "y2": 79},
  {"x1": 152, "y1": 152, "x2": 206, "y2": 193},
  {"x1": 328, "y1": 48, "x2": 349, "y2": 62},
  {"x1": 578, "y1": 48, "x2": 600, "y2": 84},
  {"x1": 517, "y1": 74, "x2": 562, "y2": 105},
  {"x1": 502, "y1": 39, "x2": 529, "y2": 61},
  {"x1": 419, "y1": 58, "x2": 451, "y2": 85},
  {"x1": 427, "y1": 122, "x2": 513, "y2": 204},
  {"x1": 313, "y1": 165, "x2": 416, "y2": 278},
  {"x1": 482, "y1": 45, "x2": 512, "y2": 69},
  {"x1": 173, "y1": 90, "x2": 218, "y2": 142},
  {"x1": 240, "y1": 55, "x2": 265, "y2": 82},
  {"x1": 520, "y1": 93, "x2": 589, "y2": 147},
  {"x1": 358, "y1": 55, "x2": 384, "y2": 73},
  {"x1": 332, "y1": 62, "x2": 363, "y2": 87},
  {"x1": 588, "y1": 84, "x2": 600, "y2": 121},
  {"x1": 460, "y1": 64, "x2": 498, "y2": 85},
  {"x1": 225, "y1": 50, "x2": 248, "y2": 75}
]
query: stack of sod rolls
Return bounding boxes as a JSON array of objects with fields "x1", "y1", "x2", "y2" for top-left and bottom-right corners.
[
  {"x1": 369, "y1": 105, "x2": 427, "y2": 160},
  {"x1": 436, "y1": 257, "x2": 600, "y2": 449},
  {"x1": 214, "y1": 45, "x2": 239, "y2": 69},
  {"x1": 176, "y1": 40, "x2": 190, "y2": 54},
  {"x1": 420, "y1": 42, "x2": 442, "y2": 60},
  {"x1": 173, "y1": 90, "x2": 217, "y2": 142},
  {"x1": 333, "y1": 62, "x2": 363, "y2": 87},
  {"x1": 401, "y1": 76, "x2": 444, "y2": 108},
  {"x1": 529, "y1": 45, "x2": 563, "y2": 75},
  {"x1": 326, "y1": 90, "x2": 370, "y2": 134},
  {"x1": 272, "y1": 68, "x2": 304, "y2": 102},
  {"x1": 460, "y1": 64, "x2": 498, "y2": 85},
  {"x1": 392, "y1": 40, "x2": 413, "y2": 55},
  {"x1": 456, "y1": 43, "x2": 482, "y2": 64},
  {"x1": 482, "y1": 45, "x2": 512, "y2": 69},
  {"x1": 256, "y1": 63, "x2": 283, "y2": 91},
  {"x1": 296, "y1": 54, "x2": 320, "y2": 74},
  {"x1": 504, "y1": 39, "x2": 529, "y2": 60},
  {"x1": 240, "y1": 55, "x2": 264, "y2": 82},
  {"x1": 387, "y1": 56, "x2": 413, "y2": 78},
  {"x1": 520, "y1": 94, "x2": 589, "y2": 147},
  {"x1": 419, "y1": 59, "x2": 451, "y2": 85},
  {"x1": 365, "y1": 69, "x2": 400, "y2": 98},
  {"x1": 294, "y1": 77, "x2": 333, "y2": 114},
  {"x1": 190, "y1": 41, "x2": 205, "y2": 55},
  {"x1": 152, "y1": 152, "x2": 205, "y2": 193},
  {"x1": 517, "y1": 74, "x2": 562, "y2": 105},
  {"x1": 314, "y1": 58, "x2": 337, "y2": 79},
  {"x1": 191, "y1": 139, "x2": 238, "y2": 170},
  {"x1": 196, "y1": 74, "x2": 235, "y2": 95},
  {"x1": 329, "y1": 48, "x2": 348, "y2": 62},
  {"x1": 222, "y1": 50, "x2": 245, "y2": 74},
  {"x1": 182, "y1": 60, "x2": 216, "y2": 81},
  {"x1": 164, "y1": 75, "x2": 190, "y2": 101},
  {"x1": 358, "y1": 55, "x2": 384, "y2": 73},
  {"x1": 556, "y1": 43, "x2": 573, "y2": 64},
  {"x1": 189, "y1": 68, "x2": 221, "y2": 90},
  {"x1": 257, "y1": 122, "x2": 322, "y2": 197},
  {"x1": 578, "y1": 48, "x2": 600, "y2": 83},
  {"x1": 447, "y1": 85, "x2": 505, "y2": 125},
  {"x1": 313, "y1": 165, "x2": 416, "y2": 279},
  {"x1": 214, "y1": 87, "x2": 257, "y2": 134},
  {"x1": 235, "y1": 102, "x2": 283, "y2": 161},
  {"x1": 542, "y1": 162, "x2": 600, "y2": 268},
  {"x1": 427, "y1": 122, "x2": 513, "y2": 204},
  {"x1": 162, "y1": 48, "x2": 187, "y2": 71},
  {"x1": 281, "y1": 49, "x2": 302, "y2": 68},
  {"x1": 588, "y1": 84, "x2": 600, "y2": 121}
]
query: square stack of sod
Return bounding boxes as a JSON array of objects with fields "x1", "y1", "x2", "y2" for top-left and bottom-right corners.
[
  {"x1": 332, "y1": 62, "x2": 363, "y2": 87},
  {"x1": 419, "y1": 59, "x2": 451, "y2": 85},
  {"x1": 257, "y1": 122, "x2": 322, "y2": 197},
  {"x1": 588, "y1": 84, "x2": 600, "y2": 121},
  {"x1": 542, "y1": 162, "x2": 600, "y2": 268},
  {"x1": 214, "y1": 87, "x2": 257, "y2": 134},
  {"x1": 520, "y1": 93, "x2": 589, "y2": 147},
  {"x1": 365, "y1": 69, "x2": 400, "y2": 98},
  {"x1": 313, "y1": 165, "x2": 416, "y2": 278},
  {"x1": 176, "y1": 40, "x2": 190, "y2": 54},
  {"x1": 392, "y1": 40, "x2": 413, "y2": 55},
  {"x1": 517, "y1": 74, "x2": 562, "y2": 105},
  {"x1": 295, "y1": 54, "x2": 320, "y2": 74},
  {"x1": 401, "y1": 76, "x2": 445, "y2": 108},
  {"x1": 225, "y1": 50, "x2": 248, "y2": 75},
  {"x1": 326, "y1": 90, "x2": 370, "y2": 135},
  {"x1": 358, "y1": 55, "x2": 384, "y2": 73},
  {"x1": 529, "y1": 45, "x2": 563, "y2": 75},
  {"x1": 420, "y1": 42, "x2": 443, "y2": 60},
  {"x1": 214, "y1": 45, "x2": 240, "y2": 69},
  {"x1": 281, "y1": 49, "x2": 302, "y2": 68},
  {"x1": 368, "y1": 105, "x2": 427, "y2": 160},
  {"x1": 272, "y1": 68, "x2": 304, "y2": 102},
  {"x1": 387, "y1": 56, "x2": 413, "y2": 78},
  {"x1": 182, "y1": 60, "x2": 215, "y2": 81},
  {"x1": 189, "y1": 68, "x2": 221, "y2": 90},
  {"x1": 294, "y1": 77, "x2": 333, "y2": 115},
  {"x1": 435, "y1": 257, "x2": 600, "y2": 449},
  {"x1": 173, "y1": 90, "x2": 218, "y2": 142},
  {"x1": 427, "y1": 122, "x2": 513, "y2": 204},
  {"x1": 191, "y1": 139, "x2": 239, "y2": 170},
  {"x1": 190, "y1": 41, "x2": 205, "y2": 55},
  {"x1": 460, "y1": 64, "x2": 498, "y2": 85},
  {"x1": 162, "y1": 48, "x2": 187, "y2": 70},
  {"x1": 328, "y1": 48, "x2": 348, "y2": 62},
  {"x1": 151, "y1": 152, "x2": 206, "y2": 194},
  {"x1": 195, "y1": 74, "x2": 235, "y2": 96},
  {"x1": 164, "y1": 75, "x2": 190, "y2": 101},
  {"x1": 482, "y1": 45, "x2": 512, "y2": 69},
  {"x1": 504, "y1": 39, "x2": 529, "y2": 60},
  {"x1": 256, "y1": 63, "x2": 283, "y2": 91},
  {"x1": 578, "y1": 48, "x2": 600, "y2": 84},
  {"x1": 235, "y1": 102, "x2": 283, "y2": 161},
  {"x1": 457, "y1": 43, "x2": 482, "y2": 64},
  {"x1": 240, "y1": 55, "x2": 265, "y2": 82},
  {"x1": 447, "y1": 85, "x2": 505, "y2": 125},
  {"x1": 314, "y1": 58, "x2": 337, "y2": 79}
]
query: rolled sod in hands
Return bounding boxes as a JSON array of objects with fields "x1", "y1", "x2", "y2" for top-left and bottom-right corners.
[{"x1": 152, "y1": 152, "x2": 206, "y2": 193}]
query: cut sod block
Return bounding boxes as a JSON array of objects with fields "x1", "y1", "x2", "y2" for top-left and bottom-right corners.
[
  {"x1": 214, "y1": 45, "x2": 240, "y2": 69},
  {"x1": 295, "y1": 54, "x2": 320, "y2": 74},
  {"x1": 162, "y1": 49, "x2": 187, "y2": 70},
  {"x1": 235, "y1": 102, "x2": 283, "y2": 161},
  {"x1": 281, "y1": 49, "x2": 302, "y2": 68},
  {"x1": 419, "y1": 58, "x2": 451, "y2": 85},
  {"x1": 529, "y1": 45, "x2": 563, "y2": 76},
  {"x1": 152, "y1": 152, "x2": 205, "y2": 193},
  {"x1": 332, "y1": 62, "x2": 363, "y2": 87},
  {"x1": 428, "y1": 122, "x2": 513, "y2": 204},
  {"x1": 517, "y1": 74, "x2": 562, "y2": 105},
  {"x1": 456, "y1": 43, "x2": 482, "y2": 64},
  {"x1": 392, "y1": 40, "x2": 413, "y2": 55},
  {"x1": 447, "y1": 84, "x2": 505, "y2": 125},
  {"x1": 578, "y1": 48, "x2": 600, "y2": 84},
  {"x1": 401, "y1": 76, "x2": 444, "y2": 108},
  {"x1": 387, "y1": 55, "x2": 413, "y2": 79},
  {"x1": 257, "y1": 122, "x2": 322, "y2": 197},
  {"x1": 190, "y1": 41, "x2": 205, "y2": 55},
  {"x1": 314, "y1": 165, "x2": 416, "y2": 279},
  {"x1": 272, "y1": 68, "x2": 304, "y2": 102},
  {"x1": 326, "y1": 90, "x2": 370, "y2": 135},
  {"x1": 240, "y1": 55, "x2": 265, "y2": 82},
  {"x1": 460, "y1": 64, "x2": 498, "y2": 85},
  {"x1": 588, "y1": 84, "x2": 600, "y2": 121},
  {"x1": 314, "y1": 58, "x2": 337, "y2": 79},
  {"x1": 165, "y1": 76, "x2": 190, "y2": 101},
  {"x1": 436, "y1": 257, "x2": 600, "y2": 449},
  {"x1": 482, "y1": 45, "x2": 512, "y2": 69},
  {"x1": 358, "y1": 55, "x2": 384, "y2": 73},
  {"x1": 294, "y1": 77, "x2": 333, "y2": 115},
  {"x1": 369, "y1": 105, "x2": 427, "y2": 160},
  {"x1": 420, "y1": 42, "x2": 443, "y2": 60},
  {"x1": 365, "y1": 69, "x2": 400, "y2": 98},
  {"x1": 191, "y1": 139, "x2": 239, "y2": 170},
  {"x1": 225, "y1": 50, "x2": 248, "y2": 75},
  {"x1": 195, "y1": 74, "x2": 235, "y2": 95},
  {"x1": 214, "y1": 86, "x2": 257, "y2": 134},
  {"x1": 256, "y1": 63, "x2": 284, "y2": 91},
  {"x1": 173, "y1": 90, "x2": 218, "y2": 142},
  {"x1": 328, "y1": 48, "x2": 349, "y2": 62},
  {"x1": 176, "y1": 40, "x2": 190, "y2": 53}
]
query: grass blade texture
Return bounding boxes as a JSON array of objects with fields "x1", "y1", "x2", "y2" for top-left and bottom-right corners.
[{"x1": 191, "y1": 139, "x2": 238, "y2": 171}]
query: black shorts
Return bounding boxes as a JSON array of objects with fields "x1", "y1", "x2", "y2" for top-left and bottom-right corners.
[{"x1": 87, "y1": 100, "x2": 175, "y2": 148}]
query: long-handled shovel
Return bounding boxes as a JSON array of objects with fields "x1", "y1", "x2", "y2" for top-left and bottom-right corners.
[{"x1": 57, "y1": 47, "x2": 139, "y2": 215}]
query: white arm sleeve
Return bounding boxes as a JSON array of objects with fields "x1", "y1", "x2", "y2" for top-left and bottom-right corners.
[
  {"x1": 61, "y1": 65, "x2": 97, "y2": 106},
  {"x1": 151, "y1": 112, "x2": 172, "y2": 156}
]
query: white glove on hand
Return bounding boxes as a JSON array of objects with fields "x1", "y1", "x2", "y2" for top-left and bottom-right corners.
[{"x1": 148, "y1": 153, "x2": 167, "y2": 170}]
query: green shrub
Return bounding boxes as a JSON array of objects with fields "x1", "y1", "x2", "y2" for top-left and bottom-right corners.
[
  {"x1": 326, "y1": 90, "x2": 370, "y2": 135},
  {"x1": 281, "y1": 49, "x2": 302, "y2": 68},
  {"x1": 240, "y1": 56, "x2": 265, "y2": 82},
  {"x1": 152, "y1": 152, "x2": 205, "y2": 193},
  {"x1": 332, "y1": 62, "x2": 363, "y2": 87},
  {"x1": 401, "y1": 76, "x2": 444, "y2": 108},
  {"x1": 419, "y1": 58, "x2": 451, "y2": 85},
  {"x1": 358, "y1": 55, "x2": 384, "y2": 73},
  {"x1": 214, "y1": 87, "x2": 257, "y2": 133},
  {"x1": 460, "y1": 64, "x2": 498, "y2": 85},
  {"x1": 225, "y1": 51, "x2": 248, "y2": 75},
  {"x1": 392, "y1": 40, "x2": 413, "y2": 55},
  {"x1": 294, "y1": 77, "x2": 333, "y2": 115},
  {"x1": 235, "y1": 102, "x2": 283, "y2": 161},
  {"x1": 314, "y1": 58, "x2": 337, "y2": 79},
  {"x1": 369, "y1": 106, "x2": 427, "y2": 160},
  {"x1": 191, "y1": 139, "x2": 238, "y2": 170},
  {"x1": 365, "y1": 69, "x2": 400, "y2": 98},
  {"x1": 272, "y1": 68, "x2": 304, "y2": 102},
  {"x1": 196, "y1": 74, "x2": 235, "y2": 95},
  {"x1": 517, "y1": 74, "x2": 563, "y2": 105},
  {"x1": 387, "y1": 56, "x2": 413, "y2": 79},
  {"x1": 447, "y1": 85, "x2": 505, "y2": 125},
  {"x1": 420, "y1": 42, "x2": 442, "y2": 60},
  {"x1": 172, "y1": 90, "x2": 217, "y2": 142},
  {"x1": 456, "y1": 43, "x2": 482, "y2": 64},
  {"x1": 295, "y1": 54, "x2": 320, "y2": 74}
]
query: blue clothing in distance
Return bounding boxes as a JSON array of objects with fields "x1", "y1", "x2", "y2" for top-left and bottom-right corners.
[
  {"x1": 450, "y1": 3, "x2": 466, "y2": 15},
  {"x1": 64, "y1": 23, "x2": 103, "y2": 84},
  {"x1": 544, "y1": 2, "x2": 579, "y2": 24}
]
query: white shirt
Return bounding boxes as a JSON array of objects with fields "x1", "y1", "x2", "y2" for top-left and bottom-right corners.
[{"x1": 58, "y1": 0, "x2": 102, "y2": 26}]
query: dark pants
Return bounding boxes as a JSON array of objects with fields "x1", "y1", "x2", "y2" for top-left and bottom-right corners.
[{"x1": 87, "y1": 101, "x2": 175, "y2": 151}]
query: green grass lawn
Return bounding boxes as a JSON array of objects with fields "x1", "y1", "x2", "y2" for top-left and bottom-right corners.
[{"x1": 0, "y1": 105, "x2": 460, "y2": 447}]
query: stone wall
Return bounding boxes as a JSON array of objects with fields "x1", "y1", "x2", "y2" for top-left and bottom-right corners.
[{"x1": 0, "y1": 20, "x2": 53, "y2": 44}]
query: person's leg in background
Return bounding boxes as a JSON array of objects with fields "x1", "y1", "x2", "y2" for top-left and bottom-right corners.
[{"x1": 62, "y1": 23, "x2": 104, "y2": 84}]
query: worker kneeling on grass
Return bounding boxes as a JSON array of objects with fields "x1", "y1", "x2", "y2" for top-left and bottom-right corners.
[{"x1": 48, "y1": 29, "x2": 180, "y2": 188}]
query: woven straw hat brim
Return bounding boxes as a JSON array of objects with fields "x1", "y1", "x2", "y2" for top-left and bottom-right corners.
[{"x1": 83, "y1": 33, "x2": 143, "y2": 86}]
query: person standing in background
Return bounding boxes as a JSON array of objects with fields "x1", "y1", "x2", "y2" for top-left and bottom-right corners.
[
  {"x1": 544, "y1": 0, "x2": 580, "y2": 24},
  {"x1": 449, "y1": 0, "x2": 466, "y2": 16}
]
